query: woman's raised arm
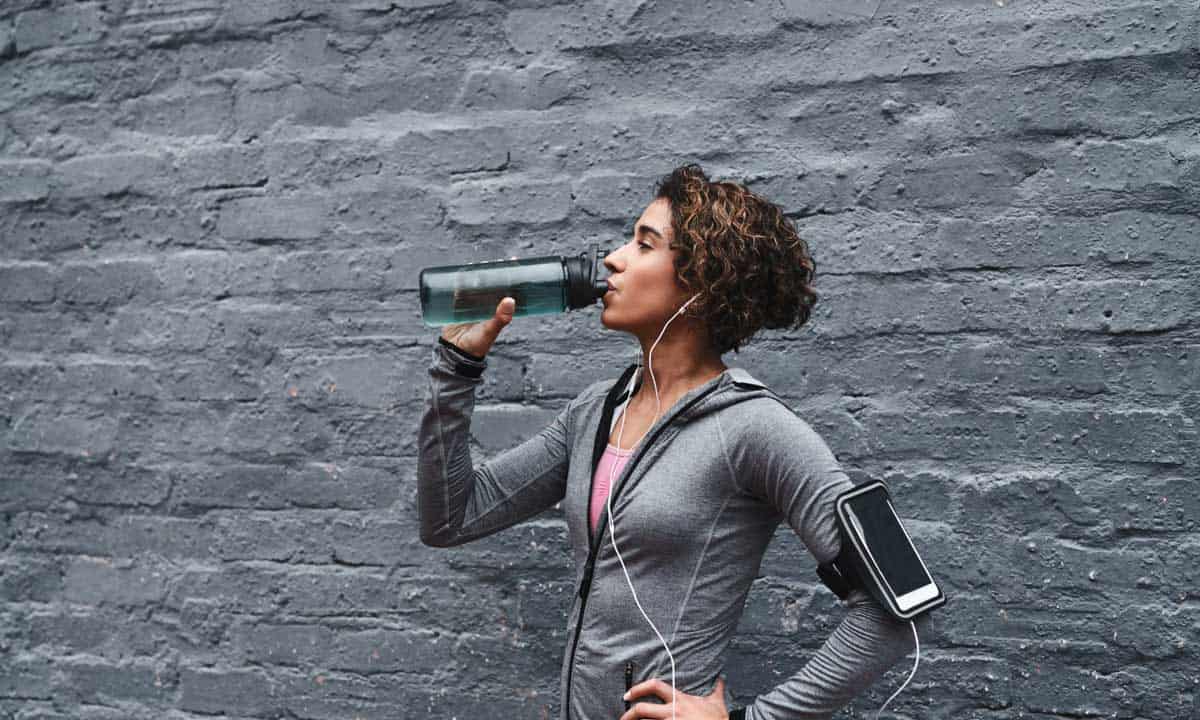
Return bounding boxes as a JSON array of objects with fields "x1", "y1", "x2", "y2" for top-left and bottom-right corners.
[{"x1": 416, "y1": 337, "x2": 579, "y2": 548}]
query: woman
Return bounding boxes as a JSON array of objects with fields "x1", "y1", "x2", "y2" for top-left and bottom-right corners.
[{"x1": 417, "y1": 164, "x2": 930, "y2": 720}]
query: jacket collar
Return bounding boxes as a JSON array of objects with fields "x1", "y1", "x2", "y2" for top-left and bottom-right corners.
[
  {"x1": 584, "y1": 362, "x2": 777, "y2": 557},
  {"x1": 614, "y1": 362, "x2": 768, "y2": 392},
  {"x1": 605, "y1": 362, "x2": 773, "y2": 424}
]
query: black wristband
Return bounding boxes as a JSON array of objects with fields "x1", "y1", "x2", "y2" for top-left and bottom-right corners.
[
  {"x1": 438, "y1": 335, "x2": 486, "y2": 362},
  {"x1": 437, "y1": 336, "x2": 486, "y2": 379}
]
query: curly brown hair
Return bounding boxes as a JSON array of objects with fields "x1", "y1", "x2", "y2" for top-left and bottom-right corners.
[{"x1": 653, "y1": 163, "x2": 818, "y2": 355}]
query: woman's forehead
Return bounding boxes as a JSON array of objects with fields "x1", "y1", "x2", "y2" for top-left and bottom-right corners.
[
  {"x1": 636, "y1": 198, "x2": 672, "y2": 234},
  {"x1": 640, "y1": 196, "x2": 670, "y2": 217}
]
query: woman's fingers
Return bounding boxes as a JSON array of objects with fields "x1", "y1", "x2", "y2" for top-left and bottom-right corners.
[
  {"x1": 438, "y1": 297, "x2": 515, "y2": 359},
  {"x1": 618, "y1": 677, "x2": 731, "y2": 720},
  {"x1": 619, "y1": 678, "x2": 674, "y2": 720},
  {"x1": 618, "y1": 701, "x2": 673, "y2": 720}
]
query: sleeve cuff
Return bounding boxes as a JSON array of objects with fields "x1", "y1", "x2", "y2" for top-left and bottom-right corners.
[
  {"x1": 438, "y1": 335, "x2": 486, "y2": 362},
  {"x1": 435, "y1": 336, "x2": 487, "y2": 379}
]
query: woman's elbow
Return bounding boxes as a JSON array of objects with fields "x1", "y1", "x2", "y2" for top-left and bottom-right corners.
[
  {"x1": 911, "y1": 610, "x2": 935, "y2": 647},
  {"x1": 888, "y1": 608, "x2": 935, "y2": 659},
  {"x1": 420, "y1": 531, "x2": 448, "y2": 548},
  {"x1": 420, "y1": 524, "x2": 462, "y2": 548},
  {"x1": 847, "y1": 589, "x2": 936, "y2": 660}
]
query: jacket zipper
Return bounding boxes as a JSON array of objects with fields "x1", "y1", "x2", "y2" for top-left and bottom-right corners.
[{"x1": 562, "y1": 370, "x2": 725, "y2": 719}]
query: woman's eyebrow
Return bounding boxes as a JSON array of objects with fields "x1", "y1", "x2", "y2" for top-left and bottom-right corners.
[{"x1": 636, "y1": 224, "x2": 665, "y2": 240}]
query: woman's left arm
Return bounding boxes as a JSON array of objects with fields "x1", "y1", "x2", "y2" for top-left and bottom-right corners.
[
  {"x1": 732, "y1": 589, "x2": 931, "y2": 720},
  {"x1": 729, "y1": 405, "x2": 932, "y2": 720}
]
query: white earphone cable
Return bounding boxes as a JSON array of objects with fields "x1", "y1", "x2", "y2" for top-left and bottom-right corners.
[
  {"x1": 606, "y1": 294, "x2": 699, "y2": 720},
  {"x1": 874, "y1": 619, "x2": 920, "y2": 720}
]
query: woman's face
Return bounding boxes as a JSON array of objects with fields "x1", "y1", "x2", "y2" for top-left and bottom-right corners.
[{"x1": 600, "y1": 198, "x2": 693, "y2": 336}]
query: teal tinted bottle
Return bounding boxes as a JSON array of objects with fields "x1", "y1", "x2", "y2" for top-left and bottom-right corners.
[{"x1": 419, "y1": 243, "x2": 610, "y2": 327}]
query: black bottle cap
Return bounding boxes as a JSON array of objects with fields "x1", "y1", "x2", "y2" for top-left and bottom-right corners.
[{"x1": 565, "y1": 243, "x2": 608, "y2": 309}]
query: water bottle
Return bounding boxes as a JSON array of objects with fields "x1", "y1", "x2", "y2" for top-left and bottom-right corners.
[{"x1": 419, "y1": 243, "x2": 611, "y2": 327}]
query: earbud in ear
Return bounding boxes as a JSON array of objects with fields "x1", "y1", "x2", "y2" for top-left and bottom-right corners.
[{"x1": 678, "y1": 294, "x2": 701, "y2": 314}]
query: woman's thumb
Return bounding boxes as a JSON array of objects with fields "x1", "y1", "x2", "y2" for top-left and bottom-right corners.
[
  {"x1": 472, "y1": 298, "x2": 514, "y2": 353},
  {"x1": 485, "y1": 297, "x2": 515, "y2": 338},
  {"x1": 497, "y1": 297, "x2": 515, "y2": 322}
]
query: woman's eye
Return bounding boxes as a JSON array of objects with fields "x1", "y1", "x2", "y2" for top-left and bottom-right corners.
[{"x1": 638, "y1": 242, "x2": 652, "y2": 250}]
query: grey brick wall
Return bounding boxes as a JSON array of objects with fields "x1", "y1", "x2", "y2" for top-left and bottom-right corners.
[{"x1": 2, "y1": 1, "x2": 1198, "y2": 718}]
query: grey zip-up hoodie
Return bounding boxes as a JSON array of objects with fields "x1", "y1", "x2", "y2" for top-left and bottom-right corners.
[{"x1": 418, "y1": 338, "x2": 930, "y2": 719}]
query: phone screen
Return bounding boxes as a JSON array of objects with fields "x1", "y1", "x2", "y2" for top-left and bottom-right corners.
[{"x1": 845, "y1": 490, "x2": 932, "y2": 597}]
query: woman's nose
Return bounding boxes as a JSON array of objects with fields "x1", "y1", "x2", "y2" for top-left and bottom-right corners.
[{"x1": 603, "y1": 250, "x2": 620, "y2": 273}]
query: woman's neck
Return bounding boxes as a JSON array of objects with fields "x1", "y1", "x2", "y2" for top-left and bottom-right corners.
[
  {"x1": 631, "y1": 313, "x2": 727, "y2": 405},
  {"x1": 632, "y1": 355, "x2": 728, "y2": 407}
]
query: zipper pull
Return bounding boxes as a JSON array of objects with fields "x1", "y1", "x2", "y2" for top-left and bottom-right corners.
[{"x1": 624, "y1": 660, "x2": 636, "y2": 710}]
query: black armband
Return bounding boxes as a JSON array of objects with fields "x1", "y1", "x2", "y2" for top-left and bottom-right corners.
[
  {"x1": 816, "y1": 480, "x2": 947, "y2": 621},
  {"x1": 816, "y1": 547, "x2": 863, "y2": 602}
]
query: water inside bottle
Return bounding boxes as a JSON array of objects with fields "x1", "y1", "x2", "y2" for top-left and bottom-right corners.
[{"x1": 420, "y1": 257, "x2": 569, "y2": 327}]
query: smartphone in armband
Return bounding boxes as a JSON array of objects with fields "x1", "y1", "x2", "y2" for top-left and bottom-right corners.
[{"x1": 821, "y1": 480, "x2": 946, "y2": 621}]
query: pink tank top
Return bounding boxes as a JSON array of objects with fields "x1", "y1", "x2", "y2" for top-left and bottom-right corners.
[{"x1": 590, "y1": 443, "x2": 634, "y2": 537}]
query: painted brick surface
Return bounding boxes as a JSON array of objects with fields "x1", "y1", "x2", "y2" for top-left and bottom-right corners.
[{"x1": 1, "y1": 1, "x2": 1198, "y2": 718}]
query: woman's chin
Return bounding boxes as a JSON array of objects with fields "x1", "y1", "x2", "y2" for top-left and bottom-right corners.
[{"x1": 599, "y1": 306, "x2": 622, "y2": 330}]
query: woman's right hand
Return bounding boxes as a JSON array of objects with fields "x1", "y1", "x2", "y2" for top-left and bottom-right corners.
[{"x1": 439, "y1": 296, "x2": 516, "y2": 359}]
